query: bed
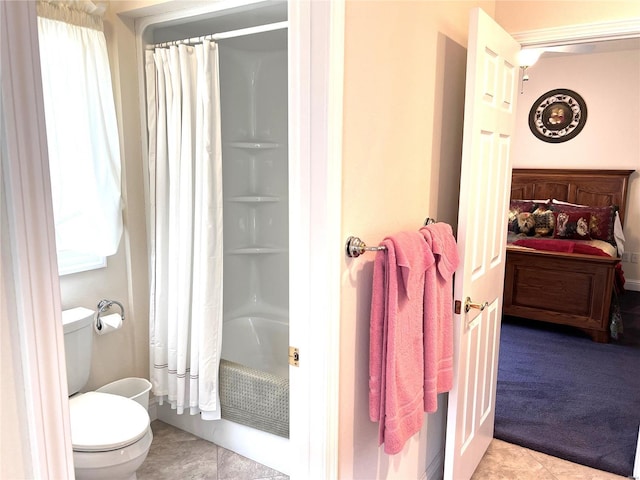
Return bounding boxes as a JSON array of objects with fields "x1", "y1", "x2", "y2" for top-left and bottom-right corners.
[{"x1": 502, "y1": 169, "x2": 633, "y2": 343}]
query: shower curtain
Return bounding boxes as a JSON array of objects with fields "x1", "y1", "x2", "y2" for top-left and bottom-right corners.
[{"x1": 145, "y1": 40, "x2": 224, "y2": 420}]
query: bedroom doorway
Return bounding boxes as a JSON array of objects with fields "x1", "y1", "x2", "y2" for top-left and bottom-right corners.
[{"x1": 496, "y1": 28, "x2": 640, "y2": 479}]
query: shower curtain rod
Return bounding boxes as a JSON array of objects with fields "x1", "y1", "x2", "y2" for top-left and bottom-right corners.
[{"x1": 146, "y1": 20, "x2": 288, "y2": 49}]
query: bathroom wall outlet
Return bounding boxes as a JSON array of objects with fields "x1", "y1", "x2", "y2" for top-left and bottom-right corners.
[
  {"x1": 622, "y1": 252, "x2": 631, "y2": 262},
  {"x1": 632, "y1": 253, "x2": 640, "y2": 264}
]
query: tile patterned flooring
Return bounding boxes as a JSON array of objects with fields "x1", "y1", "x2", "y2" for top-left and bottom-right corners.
[
  {"x1": 472, "y1": 439, "x2": 628, "y2": 480},
  {"x1": 137, "y1": 420, "x2": 288, "y2": 480},
  {"x1": 139, "y1": 420, "x2": 630, "y2": 479}
]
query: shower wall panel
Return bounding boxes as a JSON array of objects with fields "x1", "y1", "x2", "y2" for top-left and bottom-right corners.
[{"x1": 219, "y1": 31, "x2": 289, "y2": 369}]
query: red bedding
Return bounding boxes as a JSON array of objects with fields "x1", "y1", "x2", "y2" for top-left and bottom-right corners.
[{"x1": 511, "y1": 238, "x2": 625, "y2": 292}]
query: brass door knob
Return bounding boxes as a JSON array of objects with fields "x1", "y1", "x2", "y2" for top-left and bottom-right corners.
[{"x1": 464, "y1": 297, "x2": 489, "y2": 313}]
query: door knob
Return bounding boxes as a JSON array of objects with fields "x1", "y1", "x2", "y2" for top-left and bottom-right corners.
[{"x1": 465, "y1": 297, "x2": 488, "y2": 313}]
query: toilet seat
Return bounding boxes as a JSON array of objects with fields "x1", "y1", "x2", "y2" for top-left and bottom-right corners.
[{"x1": 69, "y1": 392, "x2": 150, "y2": 452}]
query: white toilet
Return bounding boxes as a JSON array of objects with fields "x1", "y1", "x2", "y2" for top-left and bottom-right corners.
[{"x1": 63, "y1": 307, "x2": 153, "y2": 480}]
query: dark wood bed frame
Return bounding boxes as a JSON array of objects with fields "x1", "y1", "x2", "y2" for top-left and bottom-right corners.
[{"x1": 503, "y1": 169, "x2": 634, "y2": 342}]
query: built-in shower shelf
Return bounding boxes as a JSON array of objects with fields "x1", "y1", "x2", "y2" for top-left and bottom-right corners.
[
  {"x1": 228, "y1": 141, "x2": 279, "y2": 149},
  {"x1": 227, "y1": 247, "x2": 287, "y2": 255},
  {"x1": 227, "y1": 195, "x2": 280, "y2": 203}
]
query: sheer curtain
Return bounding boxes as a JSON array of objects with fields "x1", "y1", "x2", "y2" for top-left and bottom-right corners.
[
  {"x1": 36, "y1": 1, "x2": 122, "y2": 258},
  {"x1": 145, "y1": 40, "x2": 224, "y2": 420}
]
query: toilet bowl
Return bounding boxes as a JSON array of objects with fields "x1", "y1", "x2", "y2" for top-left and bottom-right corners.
[
  {"x1": 62, "y1": 307, "x2": 153, "y2": 479},
  {"x1": 70, "y1": 392, "x2": 153, "y2": 480}
]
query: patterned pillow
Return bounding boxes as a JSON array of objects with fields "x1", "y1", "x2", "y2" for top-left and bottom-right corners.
[
  {"x1": 551, "y1": 200, "x2": 617, "y2": 243},
  {"x1": 553, "y1": 210, "x2": 592, "y2": 240},
  {"x1": 508, "y1": 199, "x2": 549, "y2": 233},
  {"x1": 531, "y1": 207, "x2": 555, "y2": 237}
]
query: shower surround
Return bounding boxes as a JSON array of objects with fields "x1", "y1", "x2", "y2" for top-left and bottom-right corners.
[{"x1": 148, "y1": 13, "x2": 289, "y2": 475}]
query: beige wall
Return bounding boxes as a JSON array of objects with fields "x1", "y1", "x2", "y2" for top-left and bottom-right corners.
[
  {"x1": 339, "y1": 1, "x2": 494, "y2": 477},
  {"x1": 512, "y1": 44, "x2": 640, "y2": 285},
  {"x1": 495, "y1": 0, "x2": 640, "y2": 33}
]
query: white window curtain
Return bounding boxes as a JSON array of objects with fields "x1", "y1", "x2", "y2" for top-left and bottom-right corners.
[
  {"x1": 37, "y1": 0, "x2": 122, "y2": 258},
  {"x1": 145, "y1": 41, "x2": 224, "y2": 420}
]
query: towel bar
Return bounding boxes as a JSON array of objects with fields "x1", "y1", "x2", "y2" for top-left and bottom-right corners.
[
  {"x1": 345, "y1": 236, "x2": 386, "y2": 258},
  {"x1": 345, "y1": 218, "x2": 437, "y2": 258}
]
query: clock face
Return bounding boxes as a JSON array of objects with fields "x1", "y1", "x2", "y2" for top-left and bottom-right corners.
[{"x1": 528, "y1": 89, "x2": 587, "y2": 143}]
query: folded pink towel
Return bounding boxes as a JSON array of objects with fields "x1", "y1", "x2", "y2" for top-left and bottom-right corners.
[
  {"x1": 369, "y1": 232, "x2": 434, "y2": 454},
  {"x1": 420, "y1": 223, "x2": 459, "y2": 413}
]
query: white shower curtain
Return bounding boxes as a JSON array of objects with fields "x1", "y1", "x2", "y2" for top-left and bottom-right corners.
[{"x1": 145, "y1": 40, "x2": 224, "y2": 420}]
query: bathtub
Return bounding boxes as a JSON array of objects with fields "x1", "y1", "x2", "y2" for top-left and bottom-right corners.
[
  {"x1": 155, "y1": 316, "x2": 290, "y2": 474},
  {"x1": 221, "y1": 316, "x2": 289, "y2": 378}
]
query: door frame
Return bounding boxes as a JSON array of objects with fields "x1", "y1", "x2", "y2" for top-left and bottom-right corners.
[{"x1": 501, "y1": 17, "x2": 640, "y2": 480}]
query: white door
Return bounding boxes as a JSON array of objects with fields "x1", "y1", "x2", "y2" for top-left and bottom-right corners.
[{"x1": 443, "y1": 8, "x2": 520, "y2": 480}]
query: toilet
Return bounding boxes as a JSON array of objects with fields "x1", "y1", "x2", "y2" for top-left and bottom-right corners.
[{"x1": 63, "y1": 307, "x2": 153, "y2": 480}]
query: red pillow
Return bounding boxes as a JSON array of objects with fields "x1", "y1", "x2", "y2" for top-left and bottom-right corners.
[
  {"x1": 553, "y1": 210, "x2": 592, "y2": 240},
  {"x1": 551, "y1": 201, "x2": 617, "y2": 243}
]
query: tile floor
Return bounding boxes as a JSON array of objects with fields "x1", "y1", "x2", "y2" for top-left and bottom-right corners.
[
  {"x1": 137, "y1": 420, "x2": 288, "y2": 480},
  {"x1": 139, "y1": 420, "x2": 629, "y2": 479},
  {"x1": 472, "y1": 439, "x2": 628, "y2": 480}
]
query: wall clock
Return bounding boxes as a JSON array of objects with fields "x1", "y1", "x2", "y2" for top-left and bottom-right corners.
[{"x1": 528, "y1": 88, "x2": 587, "y2": 143}]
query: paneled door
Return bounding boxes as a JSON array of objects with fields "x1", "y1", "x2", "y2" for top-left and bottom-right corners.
[{"x1": 444, "y1": 8, "x2": 520, "y2": 480}]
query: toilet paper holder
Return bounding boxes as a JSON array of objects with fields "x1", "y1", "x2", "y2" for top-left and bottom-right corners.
[{"x1": 96, "y1": 299, "x2": 125, "y2": 332}]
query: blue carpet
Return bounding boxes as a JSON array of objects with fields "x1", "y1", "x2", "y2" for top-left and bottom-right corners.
[{"x1": 495, "y1": 321, "x2": 640, "y2": 477}]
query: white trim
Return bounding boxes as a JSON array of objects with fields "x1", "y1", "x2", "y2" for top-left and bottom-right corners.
[
  {"x1": 624, "y1": 279, "x2": 640, "y2": 292},
  {"x1": 286, "y1": 0, "x2": 312, "y2": 478},
  {"x1": 513, "y1": 18, "x2": 640, "y2": 47},
  {"x1": 0, "y1": 2, "x2": 72, "y2": 478},
  {"x1": 299, "y1": 0, "x2": 345, "y2": 478},
  {"x1": 634, "y1": 425, "x2": 639, "y2": 479}
]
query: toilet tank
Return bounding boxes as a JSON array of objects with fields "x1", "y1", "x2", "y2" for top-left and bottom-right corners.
[{"x1": 62, "y1": 307, "x2": 95, "y2": 395}]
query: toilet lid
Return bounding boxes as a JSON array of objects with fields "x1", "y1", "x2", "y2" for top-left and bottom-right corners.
[{"x1": 69, "y1": 392, "x2": 150, "y2": 452}]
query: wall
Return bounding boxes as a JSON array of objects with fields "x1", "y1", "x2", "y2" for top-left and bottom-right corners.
[
  {"x1": 339, "y1": 1, "x2": 494, "y2": 478},
  {"x1": 511, "y1": 44, "x2": 640, "y2": 287}
]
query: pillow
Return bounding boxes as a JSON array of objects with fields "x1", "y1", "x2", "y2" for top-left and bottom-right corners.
[
  {"x1": 553, "y1": 210, "x2": 592, "y2": 240},
  {"x1": 531, "y1": 207, "x2": 555, "y2": 237},
  {"x1": 551, "y1": 199, "x2": 617, "y2": 243},
  {"x1": 508, "y1": 199, "x2": 549, "y2": 234}
]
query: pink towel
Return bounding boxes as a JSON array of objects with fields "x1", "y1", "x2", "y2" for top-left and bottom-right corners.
[
  {"x1": 420, "y1": 223, "x2": 459, "y2": 413},
  {"x1": 369, "y1": 232, "x2": 434, "y2": 454}
]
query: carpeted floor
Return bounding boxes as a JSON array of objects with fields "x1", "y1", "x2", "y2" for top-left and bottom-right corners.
[{"x1": 495, "y1": 290, "x2": 640, "y2": 477}]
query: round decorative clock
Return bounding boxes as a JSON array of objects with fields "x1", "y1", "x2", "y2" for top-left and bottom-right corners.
[{"x1": 528, "y1": 89, "x2": 587, "y2": 143}]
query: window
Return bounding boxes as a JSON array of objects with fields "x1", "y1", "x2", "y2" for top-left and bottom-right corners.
[{"x1": 37, "y1": 1, "x2": 122, "y2": 275}]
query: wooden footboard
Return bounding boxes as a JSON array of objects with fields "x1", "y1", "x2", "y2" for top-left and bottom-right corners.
[{"x1": 503, "y1": 247, "x2": 619, "y2": 342}]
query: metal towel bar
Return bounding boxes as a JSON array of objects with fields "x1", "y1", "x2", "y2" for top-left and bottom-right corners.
[{"x1": 345, "y1": 217, "x2": 437, "y2": 258}]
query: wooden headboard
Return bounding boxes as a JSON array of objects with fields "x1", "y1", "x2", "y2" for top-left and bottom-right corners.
[{"x1": 510, "y1": 169, "x2": 634, "y2": 224}]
